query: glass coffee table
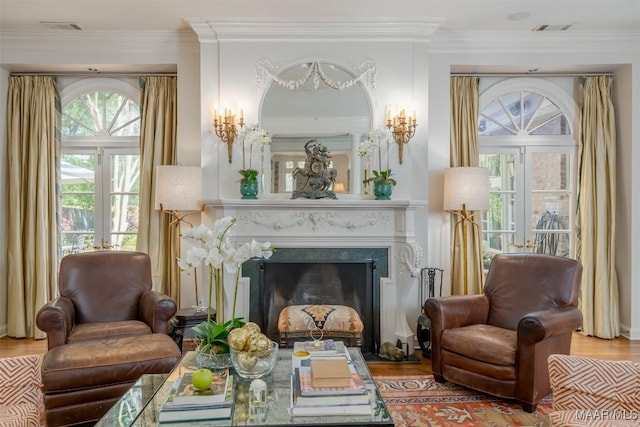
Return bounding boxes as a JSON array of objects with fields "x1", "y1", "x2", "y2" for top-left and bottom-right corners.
[{"x1": 96, "y1": 348, "x2": 393, "y2": 426}]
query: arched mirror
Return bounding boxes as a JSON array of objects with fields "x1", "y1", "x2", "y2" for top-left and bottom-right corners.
[{"x1": 260, "y1": 61, "x2": 373, "y2": 195}]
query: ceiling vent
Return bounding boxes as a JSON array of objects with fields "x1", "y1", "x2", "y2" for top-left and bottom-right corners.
[
  {"x1": 40, "y1": 22, "x2": 83, "y2": 30},
  {"x1": 533, "y1": 24, "x2": 572, "y2": 32}
]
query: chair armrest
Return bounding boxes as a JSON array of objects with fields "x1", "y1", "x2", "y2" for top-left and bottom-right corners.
[
  {"x1": 425, "y1": 295, "x2": 489, "y2": 378},
  {"x1": 139, "y1": 290, "x2": 177, "y2": 334},
  {"x1": 425, "y1": 295, "x2": 490, "y2": 330},
  {"x1": 35, "y1": 296, "x2": 75, "y2": 350},
  {"x1": 518, "y1": 307, "x2": 583, "y2": 344}
]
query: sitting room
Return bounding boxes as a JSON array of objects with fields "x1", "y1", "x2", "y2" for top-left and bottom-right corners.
[{"x1": 1, "y1": 1, "x2": 639, "y2": 426}]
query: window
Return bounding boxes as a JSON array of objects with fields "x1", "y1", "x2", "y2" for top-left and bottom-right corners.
[
  {"x1": 478, "y1": 79, "x2": 578, "y2": 268},
  {"x1": 60, "y1": 79, "x2": 141, "y2": 256}
]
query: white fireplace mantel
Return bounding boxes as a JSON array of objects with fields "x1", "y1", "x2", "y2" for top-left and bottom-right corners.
[{"x1": 202, "y1": 198, "x2": 426, "y2": 349}]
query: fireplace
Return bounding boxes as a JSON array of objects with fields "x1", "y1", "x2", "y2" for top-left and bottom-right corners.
[
  {"x1": 204, "y1": 198, "x2": 422, "y2": 353},
  {"x1": 242, "y1": 247, "x2": 388, "y2": 353}
]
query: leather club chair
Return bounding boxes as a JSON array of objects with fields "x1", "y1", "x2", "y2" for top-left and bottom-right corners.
[
  {"x1": 36, "y1": 251, "x2": 182, "y2": 427},
  {"x1": 425, "y1": 253, "x2": 583, "y2": 412}
]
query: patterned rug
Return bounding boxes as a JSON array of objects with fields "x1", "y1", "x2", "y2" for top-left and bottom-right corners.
[{"x1": 374, "y1": 375, "x2": 553, "y2": 427}]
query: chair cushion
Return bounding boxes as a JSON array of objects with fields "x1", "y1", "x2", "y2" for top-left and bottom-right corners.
[
  {"x1": 442, "y1": 324, "x2": 516, "y2": 366},
  {"x1": 42, "y1": 333, "x2": 180, "y2": 393},
  {"x1": 550, "y1": 410, "x2": 639, "y2": 427},
  {"x1": 68, "y1": 320, "x2": 152, "y2": 343},
  {"x1": 278, "y1": 305, "x2": 364, "y2": 334},
  {"x1": 0, "y1": 355, "x2": 43, "y2": 426},
  {"x1": 549, "y1": 354, "x2": 640, "y2": 411},
  {"x1": 0, "y1": 403, "x2": 41, "y2": 427}
]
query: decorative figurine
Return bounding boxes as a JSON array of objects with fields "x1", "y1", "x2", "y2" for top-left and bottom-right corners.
[{"x1": 291, "y1": 139, "x2": 338, "y2": 200}]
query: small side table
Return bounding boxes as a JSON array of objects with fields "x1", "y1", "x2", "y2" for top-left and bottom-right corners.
[{"x1": 170, "y1": 307, "x2": 215, "y2": 353}]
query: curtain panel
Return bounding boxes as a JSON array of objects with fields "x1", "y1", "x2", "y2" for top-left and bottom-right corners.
[
  {"x1": 6, "y1": 76, "x2": 60, "y2": 338},
  {"x1": 136, "y1": 76, "x2": 179, "y2": 303},
  {"x1": 576, "y1": 75, "x2": 619, "y2": 339},
  {"x1": 449, "y1": 76, "x2": 483, "y2": 295}
]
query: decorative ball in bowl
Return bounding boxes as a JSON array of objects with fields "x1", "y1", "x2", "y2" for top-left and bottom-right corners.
[{"x1": 227, "y1": 322, "x2": 278, "y2": 379}]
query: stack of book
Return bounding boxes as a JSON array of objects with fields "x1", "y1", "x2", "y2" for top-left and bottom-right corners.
[
  {"x1": 290, "y1": 356, "x2": 372, "y2": 416},
  {"x1": 158, "y1": 369, "x2": 234, "y2": 423}
]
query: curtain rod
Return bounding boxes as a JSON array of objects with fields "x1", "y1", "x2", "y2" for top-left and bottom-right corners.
[
  {"x1": 9, "y1": 72, "x2": 177, "y2": 77},
  {"x1": 451, "y1": 72, "x2": 614, "y2": 78}
]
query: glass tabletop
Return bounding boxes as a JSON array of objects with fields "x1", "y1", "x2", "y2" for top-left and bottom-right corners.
[{"x1": 97, "y1": 348, "x2": 393, "y2": 427}]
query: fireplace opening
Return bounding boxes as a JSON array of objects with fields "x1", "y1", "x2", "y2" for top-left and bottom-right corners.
[{"x1": 243, "y1": 248, "x2": 387, "y2": 354}]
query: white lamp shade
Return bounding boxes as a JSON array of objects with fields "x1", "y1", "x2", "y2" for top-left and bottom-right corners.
[
  {"x1": 154, "y1": 165, "x2": 202, "y2": 211},
  {"x1": 443, "y1": 167, "x2": 490, "y2": 211}
]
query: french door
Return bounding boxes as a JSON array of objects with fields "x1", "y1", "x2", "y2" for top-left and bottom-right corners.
[
  {"x1": 479, "y1": 142, "x2": 575, "y2": 269},
  {"x1": 60, "y1": 147, "x2": 139, "y2": 255}
]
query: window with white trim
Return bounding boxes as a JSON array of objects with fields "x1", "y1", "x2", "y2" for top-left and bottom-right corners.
[
  {"x1": 478, "y1": 79, "x2": 578, "y2": 269},
  {"x1": 60, "y1": 78, "x2": 141, "y2": 256}
]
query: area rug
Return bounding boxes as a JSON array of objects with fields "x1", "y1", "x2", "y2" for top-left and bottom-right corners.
[{"x1": 374, "y1": 375, "x2": 553, "y2": 427}]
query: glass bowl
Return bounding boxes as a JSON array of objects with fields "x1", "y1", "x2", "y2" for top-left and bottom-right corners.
[{"x1": 230, "y1": 341, "x2": 278, "y2": 379}]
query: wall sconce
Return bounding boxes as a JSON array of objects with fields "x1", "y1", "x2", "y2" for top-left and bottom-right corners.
[
  {"x1": 333, "y1": 182, "x2": 346, "y2": 193},
  {"x1": 213, "y1": 108, "x2": 245, "y2": 164},
  {"x1": 443, "y1": 167, "x2": 489, "y2": 294},
  {"x1": 386, "y1": 108, "x2": 417, "y2": 165}
]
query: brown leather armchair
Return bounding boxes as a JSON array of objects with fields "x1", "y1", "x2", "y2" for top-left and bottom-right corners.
[
  {"x1": 36, "y1": 251, "x2": 181, "y2": 426},
  {"x1": 37, "y1": 250, "x2": 176, "y2": 349},
  {"x1": 425, "y1": 253, "x2": 583, "y2": 412}
]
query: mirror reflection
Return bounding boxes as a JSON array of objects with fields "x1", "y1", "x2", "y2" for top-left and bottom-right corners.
[{"x1": 260, "y1": 62, "x2": 372, "y2": 194}]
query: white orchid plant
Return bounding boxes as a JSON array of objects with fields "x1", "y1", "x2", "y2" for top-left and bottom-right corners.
[
  {"x1": 238, "y1": 123, "x2": 272, "y2": 183},
  {"x1": 358, "y1": 128, "x2": 396, "y2": 186},
  {"x1": 178, "y1": 216, "x2": 274, "y2": 354}
]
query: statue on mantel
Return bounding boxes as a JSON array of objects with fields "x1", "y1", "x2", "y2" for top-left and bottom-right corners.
[{"x1": 291, "y1": 139, "x2": 338, "y2": 200}]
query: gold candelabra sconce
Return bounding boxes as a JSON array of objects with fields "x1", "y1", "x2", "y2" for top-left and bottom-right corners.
[
  {"x1": 213, "y1": 108, "x2": 245, "y2": 164},
  {"x1": 386, "y1": 108, "x2": 417, "y2": 165}
]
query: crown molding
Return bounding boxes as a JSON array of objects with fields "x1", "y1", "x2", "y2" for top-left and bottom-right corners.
[
  {"x1": 430, "y1": 30, "x2": 640, "y2": 54},
  {"x1": 189, "y1": 19, "x2": 443, "y2": 42}
]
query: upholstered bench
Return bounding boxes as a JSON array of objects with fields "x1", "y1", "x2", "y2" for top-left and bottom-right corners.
[
  {"x1": 0, "y1": 355, "x2": 43, "y2": 427},
  {"x1": 41, "y1": 333, "x2": 181, "y2": 426},
  {"x1": 277, "y1": 304, "x2": 364, "y2": 347}
]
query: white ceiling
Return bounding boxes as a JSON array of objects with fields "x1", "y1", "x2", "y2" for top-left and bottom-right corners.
[{"x1": 1, "y1": 0, "x2": 639, "y2": 33}]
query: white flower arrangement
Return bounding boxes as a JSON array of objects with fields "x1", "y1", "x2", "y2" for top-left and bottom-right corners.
[
  {"x1": 178, "y1": 216, "x2": 273, "y2": 353},
  {"x1": 238, "y1": 123, "x2": 272, "y2": 177},
  {"x1": 358, "y1": 128, "x2": 396, "y2": 185}
]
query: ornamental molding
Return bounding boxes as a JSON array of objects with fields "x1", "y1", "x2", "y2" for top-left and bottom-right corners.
[
  {"x1": 238, "y1": 210, "x2": 389, "y2": 233},
  {"x1": 256, "y1": 59, "x2": 377, "y2": 91},
  {"x1": 399, "y1": 241, "x2": 423, "y2": 277}
]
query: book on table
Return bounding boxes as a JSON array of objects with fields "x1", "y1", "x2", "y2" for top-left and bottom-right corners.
[
  {"x1": 289, "y1": 373, "x2": 372, "y2": 417},
  {"x1": 164, "y1": 369, "x2": 231, "y2": 406},
  {"x1": 158, "y1": 371, "x2": 233, "y2": 422}
]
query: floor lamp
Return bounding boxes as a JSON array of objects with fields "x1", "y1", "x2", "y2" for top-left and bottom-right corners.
[
  {"x1": 443, "y1": 167, "x2": 489, "y2": 294},
  {"x1": 155, "y1": 165, "x2": 203, "y2": 307}
]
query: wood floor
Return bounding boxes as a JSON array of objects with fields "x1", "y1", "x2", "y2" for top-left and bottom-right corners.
[{"x1": 1, "y1": 332, "x2": 638, "y2": 376}]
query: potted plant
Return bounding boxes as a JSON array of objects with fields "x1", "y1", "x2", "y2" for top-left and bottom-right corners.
[
  {"x1": 358, "y1": 128, "x2": 396, "y2": 200},
  {"x1": 178, "y1": 216, "x2": 274, "y2": 368},
  {"x1": 238, "y1": 123, "x2": 272, "y2": 199}
]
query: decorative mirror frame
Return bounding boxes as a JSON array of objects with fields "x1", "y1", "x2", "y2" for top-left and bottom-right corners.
[{"x1": 257, "y1": 58, "x2": 377, "y2": 197}]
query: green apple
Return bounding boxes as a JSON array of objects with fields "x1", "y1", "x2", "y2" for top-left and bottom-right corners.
[{"x1": 191, "y1": 368, "x2": 214, "y2": 390}]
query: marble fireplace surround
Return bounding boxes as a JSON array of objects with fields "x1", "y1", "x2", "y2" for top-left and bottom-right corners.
[{"x1": 202, "y1": 198, "x2": 423, "y2": 348}]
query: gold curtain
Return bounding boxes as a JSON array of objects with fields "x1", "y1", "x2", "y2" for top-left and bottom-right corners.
[
  {"x1": 136, "y1": 76, "x2": 179, "y2": 303},
  {"x1": 6, "y1": 76, "x2": 60, "y2": 338},
  {"x1": 449, "y1": 76, "x2": 483, "y2": 295},
  {"x1": 576, "y1": 75, "x2": 619, "y2": 338}
]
